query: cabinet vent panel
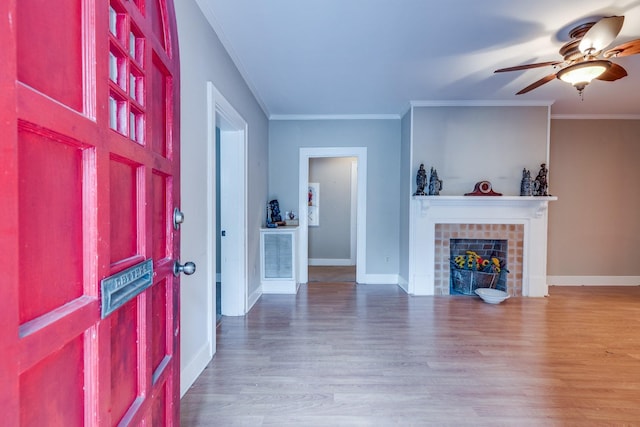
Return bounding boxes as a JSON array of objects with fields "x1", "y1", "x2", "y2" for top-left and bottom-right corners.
[{"x1": 264, "y1": 233, "x2": 293, "y2": 279}]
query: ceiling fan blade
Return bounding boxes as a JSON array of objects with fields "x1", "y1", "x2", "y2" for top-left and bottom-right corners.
[
  {"x1": 604, "y1": 38, "x2": 640, "y2": 58},
  {"x1": 596, "y1": 62, "x2": 628, "y2": 81},
  {"x1": 579, "y1": 16, "x2": 624, "y2": 54},
  {"x1": 516, "y1": 74, "x2": 557, "y2": 95},
  {"x1": 495, "y1": 61, "x2": 561, "y2": 73}
]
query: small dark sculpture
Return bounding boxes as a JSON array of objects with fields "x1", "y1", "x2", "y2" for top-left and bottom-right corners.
[
  {"x1": 428, "y1": 167, "x2": 443, "y2": 196},
  {"x1": 414, "y1": 163, "x2": 427, "y2": 196},
  {"x1": 533, "y1": 163, "x2": 549, "y2": 196},
  {"x1": 520, "y1": 168, "x2": 533, "y2": 196},
  {"x1": 269, "y1": 199, "x2": 282, "y2": 223}
]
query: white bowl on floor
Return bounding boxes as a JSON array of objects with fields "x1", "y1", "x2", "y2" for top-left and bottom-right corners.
[{"x1": 475, "y1": 288, "x2": 510, "y2": 304}]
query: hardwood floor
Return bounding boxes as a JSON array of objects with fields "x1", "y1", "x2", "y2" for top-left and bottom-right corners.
[
  {"x1": 308, "y1": 265, "x2": 356, "y2": 283},
  {"x1": 180, "y1": 284, "x2": 640, "y2": 426}
]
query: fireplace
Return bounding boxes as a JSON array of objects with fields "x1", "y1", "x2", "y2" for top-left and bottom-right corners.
[
  {"x1": 449, "y1": 237, "x2": 508, "y2": 295},
  {"x1": 409, "y1": 196, "x2": 556, "y2": 296}
]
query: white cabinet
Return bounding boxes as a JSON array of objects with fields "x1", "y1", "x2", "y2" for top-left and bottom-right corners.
[{"x1": 260, "y1": 226, "x2": 299, "y2": 294}]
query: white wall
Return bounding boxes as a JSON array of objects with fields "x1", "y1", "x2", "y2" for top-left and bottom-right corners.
[
  {"x1": 175, "y1": 0, "x2": 269, "y2": 396},
  {"x1": 412, "y1": 105, "x2": 549, "y2": 196},
  {"x1": 269, "y1": 119, "x2": 401, "y2": 276}
]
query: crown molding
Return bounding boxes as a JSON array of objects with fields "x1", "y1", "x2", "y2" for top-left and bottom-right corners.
[
  {"x1": 269, "y1": 114, "x2": 401, "y2": 121},
  {"x1": 410, "y1": 100, "x2": 554, "y2": 108},
  {"x1": 551, "y1": 114, "x2": 640, "y2": 120}
]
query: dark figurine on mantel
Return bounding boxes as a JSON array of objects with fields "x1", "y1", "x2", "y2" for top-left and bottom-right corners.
[
  {"x1": 414, "y1": 163, "x2": 427, "y2": 196},
  {"x1": 533, "y1": 163, "x2": 549, "y2": 196},
  {"x1": 269, "y1": 199, "x2": 282, "y2": 223},
  {"x1": 520, "y1": 168, "x2": 533, "y2": 196},
  {"x1": 428, "y1": 167, "x2": 443, "y2": 196}
]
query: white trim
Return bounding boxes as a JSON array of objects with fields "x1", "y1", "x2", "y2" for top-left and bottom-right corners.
[
  {"x1": 262, "y1": 281, "x2": 301, "y2": 294},
  {"x1": 308, "y1": 258, "x2": 354, "y2": 266},
  {"x1": 180, "y1": 342, "x2": 211, "y2": 397},
  {"x1": 204, "y1": 83, "x2": 216, "y2": 361},
  {"x1": 548, "y1": 276, "x2": 640, "y2": 286},
  {"x1": 247, "y1": 287, "x2": 261, "y2": 311},
  {"x1": 270, "y1": 114, "x2": 400, "y2": 121},
  {"x1": 360, "y1": 274, "x2": 399, "y2": 285},
  {"x1": 299, "y1": 147, "x2": 367, "y2": 285},
  {"x1": 410, "y1": 100, "x2": 554, "y2": 108},
  {"x1": 207, "y1": 82, "x2": 249, "y2": 319},
  {"x1": 398, "y1": 276, "x2": 409, "y2": 293},
  {"x1": 406, "y1": 106, "x2": 416, "y2": 294},
  {"x1": 350, "y1": 160, "x2": 357, "y2": 265},
  {"x1": 551, "y1": 114, "x2": 640, "y2": 120},
  {"x1": 399, "y1": 103, "x2": 412, "y2": 117}
]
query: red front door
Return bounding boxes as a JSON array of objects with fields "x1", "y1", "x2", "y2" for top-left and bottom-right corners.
[{"x1": 0, "y1": 0, "x2": 183, "y2": 425}]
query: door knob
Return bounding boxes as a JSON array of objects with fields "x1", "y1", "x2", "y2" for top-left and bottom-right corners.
[
  {"x1": 174, "y1": 260, "x2": 196, "y2": 276},
  {"x1": 173, "y1": 208, "x2": 185, "y2": 230}
]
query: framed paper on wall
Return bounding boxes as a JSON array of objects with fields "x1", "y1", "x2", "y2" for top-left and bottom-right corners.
[{"x1": 308, "y1": 182, "x2": 319, "y2": 226}]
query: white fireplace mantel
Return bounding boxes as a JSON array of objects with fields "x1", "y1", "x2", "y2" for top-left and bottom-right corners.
[
  {"x1": 409, "y1": 195, "x2": 557, "y2": 297},
  {"x1": 414, "y1": 196, "x2": 557, "y2": 218}
]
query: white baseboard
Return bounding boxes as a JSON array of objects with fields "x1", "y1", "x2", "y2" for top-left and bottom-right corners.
[
  {"x1": 261, "y1": 280, "x2": 300, "y2": 294},
  {"x1": 548, "y1": 276, "x2": 640, "y2": 286},
  {"x1": 308, "y1": 258, "x2": 354, "y2": 266},
  {"x1": 397, "y1": 275, "x2": 409, "y2": 293},
  {"x1": 180, "y1": 342, "x2": 213, "y2": 398},
  {"x1": 359, "y1": 274, "x2": 399, "y2": 285},
  {"x1": 247, "y1": 286, "x2": 261, "y2": 311}
]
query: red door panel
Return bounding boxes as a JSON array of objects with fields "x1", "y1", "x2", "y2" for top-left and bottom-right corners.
[
  {"x1": 18, "y1": 129, "x2": 85, "y2": 323},
  {"x1": 2, "y1": 0, "x2": 182, "y2": 425},
  {"x1": 16, "y1": 0, "x2": 84, "y2": 112}
]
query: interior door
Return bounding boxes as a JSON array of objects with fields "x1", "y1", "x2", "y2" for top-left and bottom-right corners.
[{"x1": 0, "y1": 0, "x2": 183, "y2": 425}]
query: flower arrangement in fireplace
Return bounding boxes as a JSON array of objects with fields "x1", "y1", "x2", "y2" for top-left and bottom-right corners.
[{"x1": 452, "y1": 251, "x2": 507, "y2": 273}]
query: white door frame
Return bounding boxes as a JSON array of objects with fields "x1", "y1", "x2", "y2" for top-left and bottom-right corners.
[
  {"x1": 207, "y1": 82, "x2": 248, "y2": 327},
  {"x1": 298, "y1": 147, "x2": 367, "y2": 283},
  {"x1": 350, "y1": 160, "x2": 357, "y2": 265}
]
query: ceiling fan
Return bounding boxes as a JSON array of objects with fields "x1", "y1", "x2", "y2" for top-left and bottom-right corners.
[{"x1": 495, "y1": 16, "x2": 640, "y2": 96}]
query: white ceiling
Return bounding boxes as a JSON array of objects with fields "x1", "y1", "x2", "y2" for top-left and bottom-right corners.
[{"x1": 197, "y1": 0, "x2": 640, "y2": 118}]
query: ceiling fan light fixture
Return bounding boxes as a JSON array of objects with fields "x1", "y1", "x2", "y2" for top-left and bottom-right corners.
[{"x1": 557, "y1": 60, "x2": 611, "y2": 87}]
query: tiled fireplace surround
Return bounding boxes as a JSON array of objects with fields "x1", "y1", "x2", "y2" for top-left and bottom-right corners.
[
  {"x1": 409, "y1": 196, "x2": 556, "y2": 297},
  {"x1": 436, "y1": 223, "x2": 523, "y2": 296}
]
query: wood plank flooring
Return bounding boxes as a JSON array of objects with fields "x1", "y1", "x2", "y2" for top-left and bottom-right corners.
[
  {"x1": 308, "y1": 266, "x2": 356, "y2": 283},
  {"x1": 180, "y1": 284, "x2": 640, "y2": 426}
]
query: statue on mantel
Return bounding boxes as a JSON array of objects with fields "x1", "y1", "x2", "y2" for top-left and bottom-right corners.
[
  {"x1": 269, "y1": 199, "x2": 283, "y2": 223},
  {"x1": 414, "y1": 163, "x2": 427, "y2": 196},
  {"x1": 533, "y1": 163, "x2": 549, "y2": 196},
  {"x1": 428, "y1": 167, "x2": 443, "y2": 196},
  {"x1": 520, "y1": 168, "x2": 533, "y2": 196}
]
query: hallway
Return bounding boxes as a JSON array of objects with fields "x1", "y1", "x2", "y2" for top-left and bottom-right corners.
[
  {"x1": 307, "y1": 265, "x2": 356, "y2": 283},
  {"x1": 180, "y1": 284, "x2": 640, "y2": 426}
]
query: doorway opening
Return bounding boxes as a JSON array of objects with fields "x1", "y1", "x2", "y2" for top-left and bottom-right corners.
[
  {"x1": 307, "y1": 156, "x2": 357, "y2": 283},
  {"x1": 308, "y1": 266, "x2": 357, "y2": 283},
  {"x1": 298, "y1": 147, "x2": 367, "y2": 284},
  {"x1": 207, "y1": 83, "x2": 248, "y2": 344}
]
